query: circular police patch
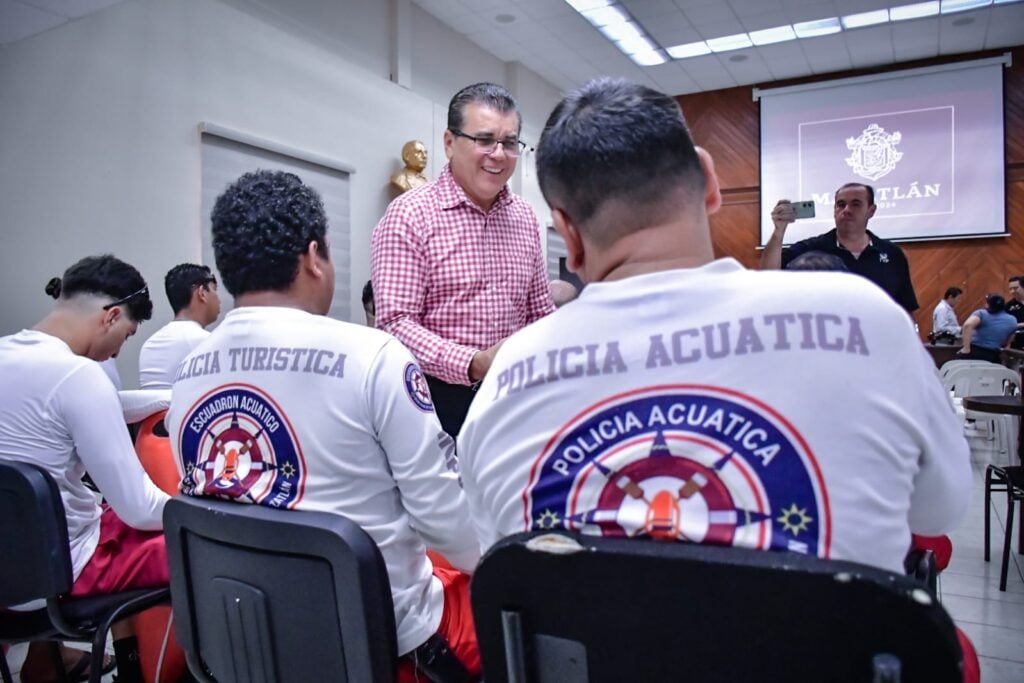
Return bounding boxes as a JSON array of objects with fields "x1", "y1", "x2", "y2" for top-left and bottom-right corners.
[
  {"x1": 524, "y1": 385, "x2": 830, "y2": 557},
  {"x1": 177, "y1": 384, "x2": 305, "y2": 509},
  {"x1": 404, "y1": 362, "x2": 433, "y2": 412}
]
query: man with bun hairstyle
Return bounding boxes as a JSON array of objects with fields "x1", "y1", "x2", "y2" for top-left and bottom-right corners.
[{"x1": 0, "y1": 255, "x2": 168, "y2": 683}]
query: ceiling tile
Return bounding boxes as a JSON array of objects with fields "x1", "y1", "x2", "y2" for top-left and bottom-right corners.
[
  {"x1": 648, "y1": 24, "x2": 702, "y2": 47},
  {"x1": 621, "y1": 0, "x2": 681, "y2": 20},
  {"x1": 513, "y1": 0, "x2": 577, "y2": 21},
  {"x1": 786, "y1": 2, "x2": 838, "y2": 25},
  {"x1": 938, "y1": 12, "x2": 989, "y2": 55},
  {"x1": 692, "y1": 18, "x2": 747, "y2": 37},
  {"x1": 679, "y1": 53, "x2": 738, "y2": 90},
  {"x1": 443, "y1": 12, "x2": 491, "y2": 34},
  {"x1": 647, "y1": 62, "x2": 702, "y2": 94},
  {"x1": 679, "y1": 2, "x2": 738, "y2": 25},
  {"x1": 0, "y1": 0, "x2": 64, "y2": 45},
  {"x1": 19, "y1": 0, "x2": 123, "y2": 19},
  {"x1": 722, "y1": 52, "x2": 774, "y2": 85},
  {"x1": 729, "y1": 0, "x2": 785, "y2": 17},
  {"x1": 985, "y1": 4, "x2": 1024, "y2": 50}
]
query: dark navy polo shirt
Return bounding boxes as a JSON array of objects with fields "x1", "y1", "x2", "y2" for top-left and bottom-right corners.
[{"x1": 782, "y1": 228, "x2": 918, "y2": 313}]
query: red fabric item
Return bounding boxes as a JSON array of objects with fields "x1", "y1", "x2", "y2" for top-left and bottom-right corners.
[
  {"x1": 70, "y1": 507, "x2": 168, "y2": 597},
  {"x1": 133, "y1": 409, "x2": 188, "y2": 682},
  {"x1": 397, "y1": 566, "x2": 480, "y2": 682},
  {"x1": 135, "y1": 410, "x2": 180, "y2": 496},
  {"x1": 911, "y1": 534, "x2": 953, "y2": 571},
  {"x1": 957, "y1": 627, "x2": 981, "y2": 683}
]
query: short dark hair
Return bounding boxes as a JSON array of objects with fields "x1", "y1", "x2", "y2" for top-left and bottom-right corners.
[
  {"x1": 786, "y1": 251, "x2": 848, "y2": 272},
  {"x1": 944, "y1": 286, "x2": 963, "y2": 300},
  {"x1": 536, "y1": 77, "x2": 704, "y2": 245},
  {"x1": 987, "y1": 294, "x2": 1007, "y2": 313},
  {"x1": 165, "y1": 263, "x2": 216, "y2": 315},
  {"x1": 837, "y1": 182, "x2": 875, "y2": 206},
  {"x1": 210, "y1": 170, "x2": 329, "y2": 297},
  {"x1": 1008, "y1": 275, "x2": 1024, "y2": 287},
  {"x1": 44, "y1": 254, "x2": 152, "y2": 322},
  {"x1": 362, "y1": 279, "x2": 374, "y2": 309},
  {"x1": 447, "y1": 82, "x2": 521, "y2": 134}
]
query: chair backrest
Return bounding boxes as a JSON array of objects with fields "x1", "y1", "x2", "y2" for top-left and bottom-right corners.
[
  {"x1": 948, "y1": 365, "x2": 1020, "y2": 398},
  {"x1": 472, "y1": 531, "x2": 963, "y2": 683},
  {"x1": 0, "y1": 461, "x2": 74, "y2": 607},
  {"x1": 939, "y1": 359, "x2": 993, "y2": 382},
  {"x1": 163, "y1": 495, "x2": 397, "y2": 683}
]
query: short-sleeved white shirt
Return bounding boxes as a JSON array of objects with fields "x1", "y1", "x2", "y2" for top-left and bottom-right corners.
[{"x1": 460, "y1": 260, "x2": 972, "y2": 574}]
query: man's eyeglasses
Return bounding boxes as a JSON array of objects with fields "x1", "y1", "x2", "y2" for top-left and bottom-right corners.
[
  {"x1": 103, "y1": 285, "x2": 149, "y2": 310},
  {"x1": 450, "y1": 130, "x2": 527, "y2": 157}
]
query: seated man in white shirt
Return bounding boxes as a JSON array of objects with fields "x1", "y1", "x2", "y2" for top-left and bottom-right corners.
[
  {"x1": 138, "y1": 263, "x2": 220, "y2": 389},
  {"x1": 932, "y1": 286, "x2": 963, "y2": 340},
  {"x1": 166, "y1": 170, "x2": 481, "y2": 682},
  {"x1": 0, "y1": 255, "x2": 169, "y2": 683},
  {"x1": 459, "y1": 78, "x2": 971, "y2": 578}
]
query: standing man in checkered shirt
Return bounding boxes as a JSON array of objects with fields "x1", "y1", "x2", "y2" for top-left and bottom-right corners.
[{"x1": 372, "y1": 82, "x2": 556, "y2": 437}]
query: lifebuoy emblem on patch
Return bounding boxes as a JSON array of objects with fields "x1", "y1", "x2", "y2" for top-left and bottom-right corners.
[
  {"x1": 524, "y1": 385, "x2": 831, "y2": 557},
  {"x1": 404, "y1": 362, "x2": 433, "y2": 412},
  {"x1": 177, "y1": 384, "x2": 305, "y2": 509}
]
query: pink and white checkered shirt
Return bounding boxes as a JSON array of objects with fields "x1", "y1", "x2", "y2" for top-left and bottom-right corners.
[{"x1": 371, "y1": 164, "x2": 555, "y2": 386}]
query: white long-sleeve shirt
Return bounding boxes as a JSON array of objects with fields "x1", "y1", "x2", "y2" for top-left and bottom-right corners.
[
  {"x1": 0, "y1": 330, "x2": 169, "y2": 580},
  {"x1": 460, "y1": 260, "x2": 972, "y2": 574},
  {"x1": 932, "y1": 299, "x2": 961, "y2": 336},
  {"x1": 139, "y1": 320, "x2": 211, "y2": 389},
  {"x1": 166, "y1": 307, "x2": 479, "y2": 655}
]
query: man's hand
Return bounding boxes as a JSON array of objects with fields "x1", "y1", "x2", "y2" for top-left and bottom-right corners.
[
  {"x1": 760, "y1": 199, "x2": 797, "y2": 270},
  {"x1": 772, "y1": 199, "x2": 797, "y2": 233},
  {"x1": 469, "y1": 340, "x2": 505, "y2": 383}
]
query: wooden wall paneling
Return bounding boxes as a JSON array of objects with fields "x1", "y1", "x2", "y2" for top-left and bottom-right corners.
[{"x1": 675, "y1": 45, "x2": 1024, "y2": 339}]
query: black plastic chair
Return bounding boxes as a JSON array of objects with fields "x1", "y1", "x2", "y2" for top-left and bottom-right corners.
[
  {"x1": 472, "y1": 531, "x2": 963, "y2": 683},
  {"x1": 0, "y1": 461, "x2": 170, "y2": 683},
  {"x1": 163, "y1": 495, "x2": 397, "y2": 683},
  {"x1": 984, "y1": 464, "x2": 1024, "y2": 590}
]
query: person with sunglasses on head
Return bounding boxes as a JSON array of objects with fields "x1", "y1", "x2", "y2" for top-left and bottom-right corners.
[
  {"x1": 138, "y1": 263, "x2": 221, "y2": 390},
  {"x1": 0, "y1": 255, "x2": 170, "y2": 683},
  {"x1": 372, "y1": 82, "x2": 556, "y2": 438}
]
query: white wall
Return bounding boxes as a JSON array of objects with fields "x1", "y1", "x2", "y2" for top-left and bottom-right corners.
[{"x1": 0, "y1": 0, "x2": 563, "y2": 386}]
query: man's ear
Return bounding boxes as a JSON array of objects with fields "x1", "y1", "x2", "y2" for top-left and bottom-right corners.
[
  {"x1": 101, "y1": 305, "x2": 121, "y2": 329},
  {"x1": 443, "y1": 129, "x2": 455, "y2": 160},
  {"x1": 695, "y1": 146, "x2": 722, "y2": 216},
  {"x1": 867, "y1": 203, "x2": 877, "y2": 220},
  {"x1": 552, "y1": 208, "x2": 585, "y2": 275},
  {"x1": 305, "y1": 241, "x2": 330, "y2": 278}
]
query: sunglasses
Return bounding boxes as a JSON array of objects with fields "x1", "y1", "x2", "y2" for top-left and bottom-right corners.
[{"x1": 102, "y1": 285, "x2": 149, "y2": 310}]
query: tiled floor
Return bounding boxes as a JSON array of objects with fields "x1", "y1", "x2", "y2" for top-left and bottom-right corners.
[
  {"x1": 944, "y1": 455, "x2": 1024, "y2": 682},
  {"x1": 4, "y1": 457, "x2": 1023, "y2": 681}
]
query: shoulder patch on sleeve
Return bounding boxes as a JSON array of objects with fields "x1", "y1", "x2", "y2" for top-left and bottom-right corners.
[{"x1": 404, "y1": 362, "x2": 434, "y2": 412}]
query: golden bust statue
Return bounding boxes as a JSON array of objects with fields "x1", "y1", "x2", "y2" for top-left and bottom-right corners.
[{"x1": 390, "y1": 140, "x2": 429, "y2": 193}]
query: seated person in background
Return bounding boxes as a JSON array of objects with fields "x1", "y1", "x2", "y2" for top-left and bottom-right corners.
[
  {"x1": 762, "y1": 186, "x2": 918, "y2": 314},
  {"x1": 932, "y1": 287, "x2": 963, "y2": 341},
  {"x1": 138, "y1": 263, "x2": 220, "y2": 389},
  {"x1": 783, "y1": 250, "x2": 848, "y2": 272},
  {"x1": 1006, "y1": 275, "x2": 1024, "y2": 349},
  {"x1": 959, "y1": 294, "x2": 1017, "y2": 363},
  {"x1": 166, "y1": 170, "x2": 481, "y2": 682},
  {"x1": 362, "y1": 278, "x2": 375, "y2": 326},
  {"x1": 459, "y1": 77, "x2": 971, "y2": 579},
  {"x1": 0, "y1": 255, "x2": 169, "y2": 683}
]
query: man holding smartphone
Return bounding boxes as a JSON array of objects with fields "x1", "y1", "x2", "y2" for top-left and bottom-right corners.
[{"x1": 760, "y1": 183, "x2": 918, "y2": 313}]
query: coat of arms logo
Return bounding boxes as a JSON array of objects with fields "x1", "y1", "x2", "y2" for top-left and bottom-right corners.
[{"x1": 845, "y1": 123, "x2": 903, "y2": 181}]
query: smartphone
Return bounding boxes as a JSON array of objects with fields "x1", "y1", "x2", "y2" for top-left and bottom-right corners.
[{"x1": 792, "y1": 200, "x2": 815, "y2": 220}]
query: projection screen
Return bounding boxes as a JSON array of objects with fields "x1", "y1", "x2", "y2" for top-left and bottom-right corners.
[{"x1": 756, "y1": 56, "x2": 1008, "y2": 246}]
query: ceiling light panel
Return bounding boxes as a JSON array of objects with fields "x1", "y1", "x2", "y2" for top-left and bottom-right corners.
[
  {"x1": 841, "y1": 10, "x2": 891, "y2": 28},
  {"x1": 889, "y1": 1, "x2": 942, "y2": 20}
]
